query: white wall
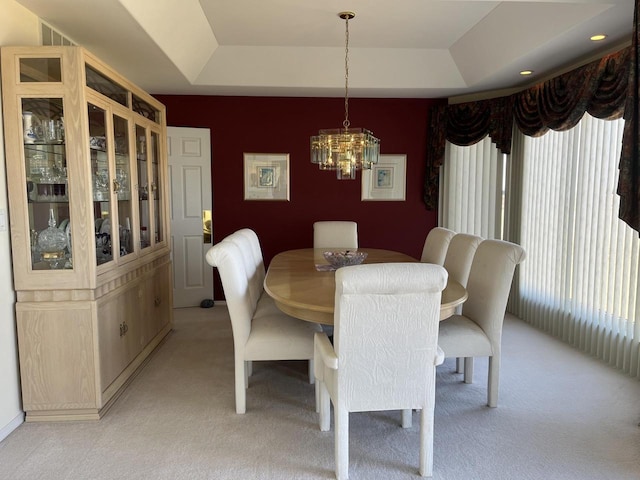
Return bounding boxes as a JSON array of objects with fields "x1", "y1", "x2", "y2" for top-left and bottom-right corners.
[{"x1": 0, "y1": 0, "x2": 39, "y2": 442}]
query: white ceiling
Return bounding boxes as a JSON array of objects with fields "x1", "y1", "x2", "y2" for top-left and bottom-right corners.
[{"x1": 14, "y1": 0, "x2": 634, "y2": 99}]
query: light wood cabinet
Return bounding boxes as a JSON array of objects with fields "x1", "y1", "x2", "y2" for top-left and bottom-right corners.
[{"x1": 1, "y1": 46, "x2": 173, "y2": 421}]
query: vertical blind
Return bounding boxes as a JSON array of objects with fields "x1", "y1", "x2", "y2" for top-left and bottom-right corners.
[
  {"x1": 512, "y1": 114, "x2": 640, "y2": 377},
  {"x1": 441, "y1": 114, "x2": 640, "y2": 378},
  {"x1": 440, "y1": 137, "x2": 504, "y2": 239}
]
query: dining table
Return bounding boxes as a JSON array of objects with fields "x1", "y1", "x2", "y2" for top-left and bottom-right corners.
[{"x1": 263, "y1": 248, "x2": 468, "y2": 325}]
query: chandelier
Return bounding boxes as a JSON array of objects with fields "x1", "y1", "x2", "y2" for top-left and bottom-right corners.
[{"x1": 310, "y1": 11, "x2": 380, "y2": 180}]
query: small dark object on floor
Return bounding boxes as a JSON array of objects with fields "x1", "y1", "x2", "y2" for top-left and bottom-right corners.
[{"x1": 200, "y1": 299, "x2": 214, "y2": 308}]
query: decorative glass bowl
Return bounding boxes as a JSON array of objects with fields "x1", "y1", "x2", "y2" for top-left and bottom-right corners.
[
  {"x1": 323, "y1": 250, "x2": 368, "y2": 269},
  {"x1": 37, "y1": 208, "x2": 68, "y2": 269}
]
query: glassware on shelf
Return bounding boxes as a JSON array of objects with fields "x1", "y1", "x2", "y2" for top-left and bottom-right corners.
[
  {"x1": 37, "y1": 208, "x2": 68, "y2": 269},
  {"x1": 114, "y1": 168, "x2": 130, "y2": 200},
  {"x1": 140, "y1": 226, "x2": 149, "y2": 248},
  {"x1": 29, "y1": 151, "x2": 49, "y2": 180},
  {"x1": 44, "y1": 118, "x2": 64, "y2": 143},
  {"x1": 23, "y1": 112, "x2": 64, "y2": 145},
  {"x1": 93, "y1": 170, "x2": 109, "y2": 201},
  {"x1": 22, "y1": 111, "x2": 42, "y2": 143},
  {"x1": 36, "y1": 183, "x2": 67, "y2": 202}
]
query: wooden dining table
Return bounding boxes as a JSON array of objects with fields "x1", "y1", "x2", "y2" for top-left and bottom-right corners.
[{"x1": 263, "y1": 248, "x2": 468, "y2": 325}]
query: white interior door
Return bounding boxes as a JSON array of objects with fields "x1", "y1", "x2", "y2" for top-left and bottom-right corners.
[{"x1": 167, "y1": 127, "x2": 213, "y2": 308}]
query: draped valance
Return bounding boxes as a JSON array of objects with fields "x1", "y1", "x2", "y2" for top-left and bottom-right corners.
[
  {"x1": 424, "y1": 33, "x2": 639, "y2": 233},
  {"x1": 424, "y1": 96, "x2": 513, "y2": 209},
  {"x1": 514, "y1": 48, "x2": 629, "y2": 136}
]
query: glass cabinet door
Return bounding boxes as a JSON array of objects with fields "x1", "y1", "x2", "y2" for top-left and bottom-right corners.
[
  {"x1": 136, "y1": 124, "x2": 150, "y2": 250},
  {"x1": 113, "y1": 114, "x2": 133, "y2": 258},
  {"x1": 88, "y1": 103, "x2": 113, "y2": 266},
  {"x1": 23, "y1": 97, "x2": 71, "y2": 270},
  {"x1": 150, "y1": 131, "x2": 163, "y2": 245}
]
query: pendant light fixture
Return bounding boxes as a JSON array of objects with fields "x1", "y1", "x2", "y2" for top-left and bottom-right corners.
[{"x1": 310, "y1": 11, "x2": 380, "y2": 180}]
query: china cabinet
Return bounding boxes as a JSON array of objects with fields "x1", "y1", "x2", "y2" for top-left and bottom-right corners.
[{"x1": 1, "y1": 46, "x2": 173, "y2": 421}]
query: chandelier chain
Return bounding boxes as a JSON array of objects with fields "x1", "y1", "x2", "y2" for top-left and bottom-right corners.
[
  {"x1": 343, "y1": 15, "x2": 350, "y2": 130},
  {"x1": 309, "y1": 11, "x2": 379, "y2": 179}
]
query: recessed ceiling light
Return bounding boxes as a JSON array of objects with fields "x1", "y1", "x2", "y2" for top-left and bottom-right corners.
[
  {"x1": 520, "y1": 70, "x2": 534, "y2": 76},
  {"x1": 590, "y1": 34, "x2": 607, "y2": 41}
]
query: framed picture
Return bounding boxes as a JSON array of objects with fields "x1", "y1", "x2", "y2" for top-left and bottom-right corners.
[
  {"x1": 243, "y1": 153, "x2": 290, "y2": 201},
  {"x1": 361, "y1": 154, "x2": 406, "y2": 201}
]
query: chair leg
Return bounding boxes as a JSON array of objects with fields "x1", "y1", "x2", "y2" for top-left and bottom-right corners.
[
  {"x1": 319, "y1": 382, "x2": 330, "y2": 431},
  {"x1": 487, "y1": 355, "x2": 500, "y2": 408},
  {"x1": 308, "y1": 359, "x2": 315, "y2": 384},
  {"x1": 419, "y1": 375, "x2": 437, "y2": 477},
  {"x1": 420, "y1": 408, "x2": 433, "y2": 477},
  {"x1": 235, "y1": 357, "x2": 247, "y2": 414},
  {"x1": 456, "y1": 357, "x2": 464, "y2": 373},
  {"x1": 463, "y1": 357, "x2": 474, "y2": 384},
  {"x1": 335, "y1": 406, "x2": 349, "y2": 480},
  {"x1": 313, "y1": 341, "x2": 321, "y2": 412},
  {"x1": 401, "y1": 409, "x2": 412, "y2": 428}
]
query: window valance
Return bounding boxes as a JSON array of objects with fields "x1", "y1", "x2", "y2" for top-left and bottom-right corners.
[
  {"x1": 424, "y1": 96, "x2": 513, "y2": 209},
  {"x1": 424, "y1": 29, "x2": 638, "y2": 233},
  {"x1": 514, "y1": 48, "x2": 629, "y2": 136}
]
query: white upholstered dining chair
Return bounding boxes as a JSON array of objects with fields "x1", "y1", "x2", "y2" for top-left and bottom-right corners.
[
  {"x1": 224, "y1": 228, "x2": 267, "y2": 378},
  {"x1": 236, "y1": 228, "x2": 266, "y2": 288},
  {"x1": 420, "y1": 227, "x2": 455, "y2": 265},
  {"x1": 438, "y1": 239, "x2": 526, "y2": 407},
  {"x1": 443, "y1": 233, "x2": 483, "y2": 372},
  {"x1": 205, "y1": 233, "x2": 322, "y2": 414},
  {"x1": 314, "y1": 263, "x2": 447, "y2": 479},
  {"x1": 224, "y1": 230, "x2": 262, "y2": 307},
  {"x1": 443, "y1": 233, "x2": 483, "y2": 288},
  {"x1": 313, "y1": 221, "x2": 358, "y2": 250}
]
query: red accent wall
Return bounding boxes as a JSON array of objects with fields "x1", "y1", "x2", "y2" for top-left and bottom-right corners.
[{"x1": 153, "y1": 95, "x2": 439, "y2": 299}]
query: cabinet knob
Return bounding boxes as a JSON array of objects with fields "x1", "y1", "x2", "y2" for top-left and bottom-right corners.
[
  {"x1": 154, "y1": 297, "x2": 161, "y2": 307},
  {"x1": 113, "y1": 179, "x2": 121, "y2": 193}
]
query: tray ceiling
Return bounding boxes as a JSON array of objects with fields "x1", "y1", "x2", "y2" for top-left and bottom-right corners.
[{"x1": 14, "y1": 0, "x2": 634, "y2": 99}]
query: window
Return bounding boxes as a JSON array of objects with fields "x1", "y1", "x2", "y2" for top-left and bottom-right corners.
[
  {"x1": 441, "y1": 114, "x2": 640, "y2": 377},
  {"x1": 513, "y1": 114, "x2": 639, "y2": 374},
  {"x1": 40, "y1": 22, "x2": 75, "y2": 46},
  {"x1": 441, "y1": 136, "x2": 506, "y2": 239}
]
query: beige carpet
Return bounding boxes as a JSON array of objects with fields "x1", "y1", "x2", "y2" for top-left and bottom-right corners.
[{"x1": 0, "y1": 306, "x2": 639, "y2": 480}]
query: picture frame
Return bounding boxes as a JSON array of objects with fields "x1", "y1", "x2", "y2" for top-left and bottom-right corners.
[
  {"x1": 243, "y1": 153, "x2": 290, "y2": 201},
  {"x1": 361, "y1": 154, "x2": 406, "y2": 201}
]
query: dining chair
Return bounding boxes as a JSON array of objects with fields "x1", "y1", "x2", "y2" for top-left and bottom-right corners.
[
  {"x1": 420, "y1": 227, "x2": 455, "y2": 265},
  {"x1": 205, "y1": 235, "x2": 322, "y2": 414},
  {"x1": 313, "y1": 221, "x2": 358, "y2": 250},
  {"x1": 443, "y1": 233, "x2": 483, "y2": 372},
  {"x1": 437, "y1": 239, "x2": 526, "y2": 407},
  {"x1": 224, "y1": 230, "x2": 262, "y2": 307},
  {"x1": 224, "y1": 229, "x2": 268, "y2": 378},
  {"x1": 443, "y1": 233, "x2": 482, "y2": 288},
  {"x1": 236, "y1": 228, "x2": 266, "y2": 289},
  {"x1": 315, "y1": 262, "x2": 447, "y2": 479}
]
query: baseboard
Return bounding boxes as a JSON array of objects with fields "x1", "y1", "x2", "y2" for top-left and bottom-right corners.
[{"x1": 0, "y1": 412, "x2": 24, "y2": 443}]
